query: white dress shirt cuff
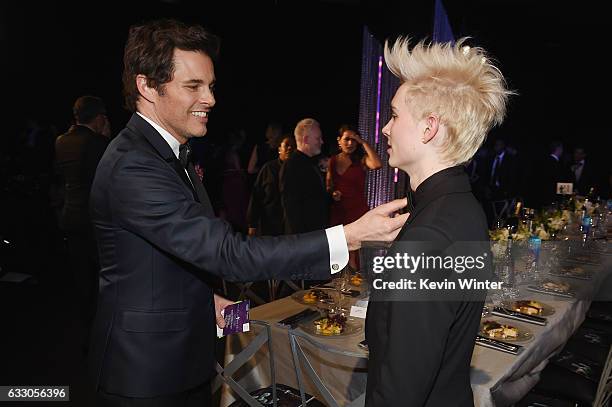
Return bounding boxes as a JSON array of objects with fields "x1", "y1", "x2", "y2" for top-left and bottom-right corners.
[{"x1": 325, "y1": 225, "x2": 349, "y2": 274}]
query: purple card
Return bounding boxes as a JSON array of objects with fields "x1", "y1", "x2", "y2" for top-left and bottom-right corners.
[{"x1": 217, "y1": 300, "x2": 250, "y2": 337}]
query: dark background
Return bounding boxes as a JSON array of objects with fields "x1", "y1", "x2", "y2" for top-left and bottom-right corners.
[
  {"x1": 0, "y1": 1, "x2": 607, "y2": 405},
  {"x1": 3, "y1": 0, "x2": 606, "y2": 157}
]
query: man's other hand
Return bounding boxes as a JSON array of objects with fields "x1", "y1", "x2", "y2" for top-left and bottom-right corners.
[{"x1": 213, "y1": 294, "x2": 234, "y2": 329}]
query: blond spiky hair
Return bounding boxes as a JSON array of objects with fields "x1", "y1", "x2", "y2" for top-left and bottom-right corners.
[{"x1": 384, "y1": 37, "x2": 513, "y2": 165}]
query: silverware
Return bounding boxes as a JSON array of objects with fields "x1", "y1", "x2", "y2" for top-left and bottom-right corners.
[
  {"x1": 491, "y1": 307, "x2": 547, "y2": 326},
  {"x1": 526, "y1": 285, "x2": 575, "y2": 298},
  {"x1": 475, "y1": 335, "x2": 522, "y2": 355}
]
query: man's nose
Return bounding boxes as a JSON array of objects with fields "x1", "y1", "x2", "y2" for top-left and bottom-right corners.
[{"x1": 200, "y1": 89, "x2": 215, "y2": 108}]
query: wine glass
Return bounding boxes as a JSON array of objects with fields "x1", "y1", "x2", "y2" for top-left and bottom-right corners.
[{"x1": 332, "y1": 268, "x2": 351, "y2": 315}]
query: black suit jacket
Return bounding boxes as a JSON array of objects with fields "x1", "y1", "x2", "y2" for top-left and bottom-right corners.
[
  {"x1": 485, "y1": 152, "x2": 518, "y2": 200},
  {"x1": 571, "y1": 160, "x2": 598, "y2": 196},
  {"x1": 280, "y1": 151, "x2": 330, "y2": 233},
  {"x1": 246, "y1": 158, "x2": 284, "y2": 236},
  {"x1": 365, "y1": 166, "x2": 489, "y2": 407},
  {"x1": 55, "y1": 124, "x2": 109, "y2": 231},
  {"x1": 89, "y1": 114, "x2": 332, "y2": 397}
]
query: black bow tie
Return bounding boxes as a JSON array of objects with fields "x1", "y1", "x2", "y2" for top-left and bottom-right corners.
[{"x1": 179, "y1": 143, "x2": 191, "y2": 168}]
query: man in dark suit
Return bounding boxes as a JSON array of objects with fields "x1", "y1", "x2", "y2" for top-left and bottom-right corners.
[
  {"x1": 535, "y1": 140, "x2": 571, "y2": 207},
  {"x1": 90, "y1": 19, "x2": 407, "y2": 407},
  {"x1": 55, "y1": 96, "x2": 110, "y2": 338},
  {"x1": 365, "y1": 37, "x2": 511, "y2": 406},
  {"x1": 485, "y1": 138, "x2": 518, "y2": 200},
  {"x1": 571, "y1": 146, "x2": 598, "y2": 196},
  {"x1": 482, "y1": 138, "x2": 519, "y2": 224},
  {"x1": 280, "y1": 118, "x2": 330, "y2": 233}
]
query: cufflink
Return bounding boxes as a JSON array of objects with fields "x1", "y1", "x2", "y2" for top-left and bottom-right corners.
[{"x1": 332, "y1": 264, "x2": 340, "y2": 271}]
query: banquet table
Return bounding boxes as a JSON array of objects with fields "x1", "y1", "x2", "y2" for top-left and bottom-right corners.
[{"x1": 221, "y1": 239, "x2": 611, "y2": 407}]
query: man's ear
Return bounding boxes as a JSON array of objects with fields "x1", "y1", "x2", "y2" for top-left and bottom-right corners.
[
  {"x1": 135, "y1": 74, "x2": 156, "y2": 104},
  {"x1": 422, "y1": 114, "x2": 440, "y2": 144}
]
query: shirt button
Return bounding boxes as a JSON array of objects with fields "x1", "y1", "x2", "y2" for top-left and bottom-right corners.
[{"x1": 332, "y1": 264, "x2": 340, "y2": 271}]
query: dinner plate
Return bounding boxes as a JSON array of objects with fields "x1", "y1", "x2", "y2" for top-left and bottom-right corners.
[
  {"x1": 549, "y1": 264, "x2": 593, "y2": 280},
  {"x1": 299, "y1": 316, "x2": 363, "y2": 337},
  {"x1": 479, "y1": 320, "x2": 534, "y2": 343},
  {"x1": 291, "y1": 288, "x2": 336, "y2": 306}
]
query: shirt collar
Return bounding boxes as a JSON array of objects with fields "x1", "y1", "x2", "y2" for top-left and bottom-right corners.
[
  {"x1": 407, "y1": 166, "x2": 471, "y2": 212},
  {"x1": 137, "y1": 112, "x2": 181, "y2": 159}
]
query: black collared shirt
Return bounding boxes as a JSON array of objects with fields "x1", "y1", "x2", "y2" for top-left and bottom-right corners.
[
  {"x1": 365, "y1": 164, "x2": 491, "y2": 406},
  {"x1": 403, "y1": 165, "x2": 477, "y2": 238}
]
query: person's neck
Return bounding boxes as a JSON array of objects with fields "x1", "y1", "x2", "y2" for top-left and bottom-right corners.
[
  {"x1": 78, "y1": 122, "x2": 98, "y2": 134},
  {"x1": 137, "y1": 106, "x2": 187, "y2": 144},
  {"x1": 298, "y1": 147, "x2": 315, "y2": 158},
  {"x1": 406, "y1": 161, "x2": 452, "y2": 191}
]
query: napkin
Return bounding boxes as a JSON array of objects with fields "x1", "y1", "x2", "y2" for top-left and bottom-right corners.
[{"x1": 277, "y1": 309, "x2": 319, "y2": 329}]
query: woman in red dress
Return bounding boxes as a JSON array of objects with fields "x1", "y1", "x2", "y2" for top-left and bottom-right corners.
[{"x1": 327, "y1": 125, "x2": 383, "y2": 270}]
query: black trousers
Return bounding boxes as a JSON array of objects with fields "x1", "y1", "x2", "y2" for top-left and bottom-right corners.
[{"x1": 96, "y1": 381, "x2": 211, "y2": 407}]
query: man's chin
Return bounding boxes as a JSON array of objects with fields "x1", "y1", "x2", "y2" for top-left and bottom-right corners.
[{"x1": 190, "y1": 128, "x2": 208, "y2": 138}]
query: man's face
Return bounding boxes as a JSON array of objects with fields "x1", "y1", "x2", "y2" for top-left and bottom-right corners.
[
  {"x1": 278, "y1": 137, "x2": 293, "y2": 161},
  {"x1": 574, "y1": 148, "x2": 586, "y2": 162},
  {"x1": 494, "y1": 140, "x2": 506, "y2": 154},
  {"x1": 382, "y1": 84, "x2": 423, "y2": 171},
  {"x1": 305, "y1": 125, "x2": 323, "y2": 157},
  {"x1": 152, "y1": 49, "x2": 216, "y2": 143}
]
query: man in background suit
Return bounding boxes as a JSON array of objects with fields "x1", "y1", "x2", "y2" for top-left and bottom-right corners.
[
  {"x1": 483, "y1": 138, "x2": 518, "y2": 224},
  {"x1": 486, "y1": 138, "x2": 518, "y2": 199},
  {"x1": 571, "y1": 146, "x2": 598, "y2": 196},
  {"x1": 533, "y1": 140, "x2": 570, "y2": 207},
  {"x1": 54, "y1": 95, "x2": 110, "y2": 348},
  {"x1": 280, "y1": 118, "x2": 330, "y2": 233},
  {"x1": 90, "y1": 19, "x2": 407, "y2": 407}
]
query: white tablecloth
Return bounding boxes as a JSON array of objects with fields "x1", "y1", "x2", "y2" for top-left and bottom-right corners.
[{"x1": 221, "y1": 240, "x2": 611, "y2": 406}]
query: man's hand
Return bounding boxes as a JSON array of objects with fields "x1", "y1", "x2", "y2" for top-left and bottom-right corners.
[
  {"x1": 214, "y1": 294, "x2": 234, "y2": 329},
  {"x1": 343, "y1": 198, "x2": 409, "y2": 251}
]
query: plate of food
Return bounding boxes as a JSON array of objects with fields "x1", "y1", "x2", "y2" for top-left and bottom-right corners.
[
  {"x1": 350, "y1": 273, "x2": 364, "y2": 287},
  {"x1": 503, "y1": 300, "x2": 555, "y2": 317},
  {"x1": 541, "y1": 280, "x2": 572, "y2": 293},
  {"x1": 291, "y1": 288, "x2": 335, "y2": 306},
  {"x1": 480, "y1": 320, "x2": 534, "y2": 343},
  {"x1": 527, "y1": 280, "x2": 575, "y2": 298},
  {"x1": 299, "y1": 313, "x2": 362, "y2": 337},
  {"x1": 550, "y1": 264, "x2": 593, "y2": 280}
]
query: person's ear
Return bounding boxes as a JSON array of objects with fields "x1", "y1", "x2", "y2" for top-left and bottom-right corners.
[
  {"x1": 421, "y1": 114, "x2": 440, "y2": 144},
  {"x1": 135, "y1": 74, "x2": 157, "y2": 103}
]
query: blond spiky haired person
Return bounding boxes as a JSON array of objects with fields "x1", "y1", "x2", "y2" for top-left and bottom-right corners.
[{"x1": 365, "y1": 38, "x2": 513, "y2": 406}]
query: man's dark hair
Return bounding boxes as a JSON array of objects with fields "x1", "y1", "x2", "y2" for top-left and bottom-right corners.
[
  {"x1": 122, "y1": 19, "x2": 220, "y2": 112},
  {"x1": 73, "y1": 96, "x2": 106, "y2": 124}
]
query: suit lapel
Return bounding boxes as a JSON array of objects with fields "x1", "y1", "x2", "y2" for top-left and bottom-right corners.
[
  {"x1": 187, "y1": 163, "x2": 214, "y2": 215},
  {"x1": 126, "y1": 113, "x2": 213, "y2": 215}
]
